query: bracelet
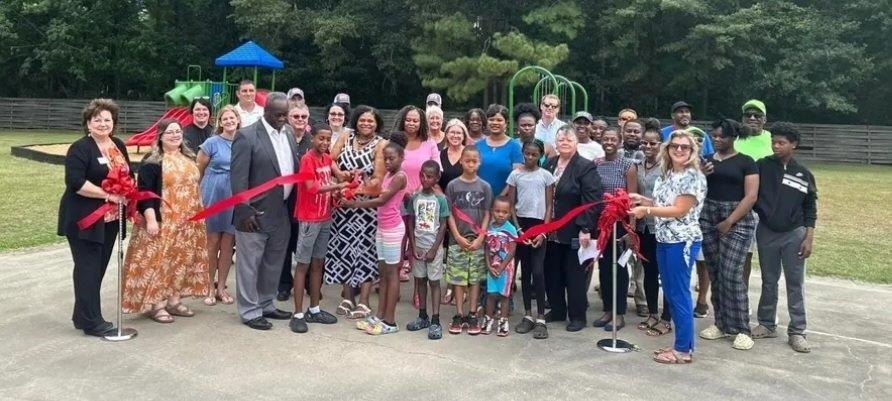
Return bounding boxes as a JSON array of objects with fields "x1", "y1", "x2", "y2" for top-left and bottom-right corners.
[{"x1": 646, "y1": 207, "x2": 652, "y2": 216}]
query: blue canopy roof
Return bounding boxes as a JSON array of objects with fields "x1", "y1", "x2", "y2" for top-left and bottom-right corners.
[{"x1": 215, "y1": 41, "x2": 284, "y2": 69}]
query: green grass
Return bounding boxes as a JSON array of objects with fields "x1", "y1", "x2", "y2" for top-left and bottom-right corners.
[{"x1": 2, "y1": 131, "x2": 891, "y2": 283}]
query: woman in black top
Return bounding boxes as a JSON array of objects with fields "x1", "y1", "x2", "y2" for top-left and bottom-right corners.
[
  {"x1": 698, "y1": 119, "x2": 759, "y2": 350},
  {"x1": 183, "y1": 98, "x2": 214, "y2": 154},
  {"x1": 543, "y1": 126, "x2": 604, "y2": 332},
  {"x1": 439, "y1": 119, "x2": 467, "y2": 191},
  {"x1": 57, "y1": 99, "x2": 132, "y2": 337}
]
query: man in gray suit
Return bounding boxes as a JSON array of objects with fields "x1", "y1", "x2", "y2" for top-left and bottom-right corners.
[{"x1": 231, "y1": 92, "x2": 297, "y2": 330}]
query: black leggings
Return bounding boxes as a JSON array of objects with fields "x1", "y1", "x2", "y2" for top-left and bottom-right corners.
[
  {"x1": 516, "y1": 217, "x2": 547, "y2": 315},
  {"x1": 598, "y1": 226, "x2": 629, "y2": 315},
  {"x1": 640, "y1": 230, "x2": 672, "y2": 320}
]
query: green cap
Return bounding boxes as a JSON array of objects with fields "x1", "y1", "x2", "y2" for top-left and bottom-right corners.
[
  {"x1": 686, "y1": 126, "x2": 707, "y2": 144},
  {"x1": 742, "y1": 99, "x2": 766, "y2": 115}
]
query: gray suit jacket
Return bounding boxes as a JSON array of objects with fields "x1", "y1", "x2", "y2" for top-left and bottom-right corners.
[{"x1": 230, "y1": 120, "x2": 299, "y2": 233}]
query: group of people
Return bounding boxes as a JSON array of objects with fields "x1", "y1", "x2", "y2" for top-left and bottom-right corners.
[{"x1": 59, "y1": 80, "x2": 818, "y2": 365}]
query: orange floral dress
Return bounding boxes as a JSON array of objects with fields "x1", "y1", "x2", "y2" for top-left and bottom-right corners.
[{"x1": 122, "y1": 152, "x2": 210, "y2": 313}]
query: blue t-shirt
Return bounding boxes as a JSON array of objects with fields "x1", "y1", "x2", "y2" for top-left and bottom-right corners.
[
  {"x1": 476, "y1": 138, "x2": 523, "y2": 196},
  {"x1": 661, "y1": 125, "x2": 714, "y2": 156}
]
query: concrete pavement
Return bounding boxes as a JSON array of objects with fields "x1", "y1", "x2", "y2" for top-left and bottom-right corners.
[{"x1": 0, "y1": 244, "x2": 889, "y2": 401}]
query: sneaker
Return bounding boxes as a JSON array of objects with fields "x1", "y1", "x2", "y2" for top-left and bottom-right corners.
[
  {"x1": 699, "y1": 324, "x2": 728, "y2": 340},
  {"x1": 356, "y1": 315, "x2": 380, "y2": 331},
  {"x1": 428, "y1": 323, "x2": 443, "y2": 340},
  {"x1": 406, "y1": 317, "x2": 431, "y2": 331},
  {"x1": 515, "y1": 316, "x2": 535, "y2": 334},
  {"x1": 367, "y1": 321, "x2": 399, "y2": 335},
  {"x1": 305, "y1": 309, "x2": 338, "y2": 324},
  {"x1": 788, "y1": 335, "x2": 811, "y2": 353},
  {"x1": 732, "y1": 333, "x2": 755, "y2": 350},
  {"x1": 497, "y1": 318, "x2": 510, "y2": 337},
  {"x1": 481, "y1": 315, "x2": 494, "y2": 335},
  {"x1": 448, "y1": 315, "x2": 463, "y2": 335},
  {"x1": 751, "y1": 324, "x2": 778, "y2": 339},
  {"x1": 289, "y1": 316, "x2": 308, "y2": 333},
  {"x1": 694, "y1": 303, "x2": 708, "y2": 318},
  {"x1": 467, "y1": 315, "x2": 482, "y2": 335}
]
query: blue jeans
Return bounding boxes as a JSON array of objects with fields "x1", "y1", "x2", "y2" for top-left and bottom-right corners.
[{"x1": 657, "y1": 241, "x2": 702, "y2": 353}]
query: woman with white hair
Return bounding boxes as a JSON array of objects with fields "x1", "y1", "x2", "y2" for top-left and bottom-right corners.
[{"x1": 426, "y1": 105, "x2": 445, "y2": 149}]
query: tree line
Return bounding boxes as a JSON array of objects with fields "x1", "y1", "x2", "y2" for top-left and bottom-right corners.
[{"x1": 1, "y1": 0, "x2": 889, "y2": 125}]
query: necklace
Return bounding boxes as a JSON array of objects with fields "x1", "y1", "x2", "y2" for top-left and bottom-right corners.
[
  {"x1": 644, "y1": 159, "x2": 658, "y2": 171},
  {"x1": 354, "y1": 134, "x2": 374, "y2": 148}
]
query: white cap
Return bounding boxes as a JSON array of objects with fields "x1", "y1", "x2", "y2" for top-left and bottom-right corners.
[
  {"x1": 426, "y1": 93, "x2": 442, "y2": 106},
  {"x1": 333, "y1": 93, "x2": 351, "y2": 105}
]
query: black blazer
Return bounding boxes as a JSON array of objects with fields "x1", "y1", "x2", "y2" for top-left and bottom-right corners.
[
  {"x1": 135, "y1": 158, "x2": 164, "y2": 222},
  {"x1": 230, "y1": 120, "x2": 300, "y2": 232},
  {"x1": 545, "y1": 153, "x2": 604, "y2": 244},
  {"x1": 57, "y1": 136, "x2": 133, "y2": 242}
]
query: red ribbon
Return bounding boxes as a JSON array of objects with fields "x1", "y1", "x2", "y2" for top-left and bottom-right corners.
[
  {"x1": 596, "y1": 189, "x2": 646, "y2": 262},
  {"x1": 77, "y1": 166, "x2": 162, "y2": 230},
  {"x1": 188, "y1": 172, "x2": 314, "y2": 221}
]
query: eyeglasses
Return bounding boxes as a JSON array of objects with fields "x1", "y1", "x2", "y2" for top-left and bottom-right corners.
[
  {"x1": 290, "y1": 114, "x2": 309, "y2": 119},
  {"x1": 542, "y1": 103, "x2": 559, "y2": 109},
  {"x1": 668, "y1": 143, "x2": 692, "y2": 152},
  {"x1": 642, "y1": 141, "x2": 661, "y2": 147},
  {"x1": 162, "y1": 129, "x2": 183, "y2": 136},
  {"x1": 744, "y1": 112, "x2": 764, "y2": 119}
]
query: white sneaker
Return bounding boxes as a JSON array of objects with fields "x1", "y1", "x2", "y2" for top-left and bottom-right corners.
[
  {"x1": 732, "y1": 333, "x2": 755, "y2": 350},
  {"x1": 699, "y1": 324, "x2": 728, "y2": 340}
]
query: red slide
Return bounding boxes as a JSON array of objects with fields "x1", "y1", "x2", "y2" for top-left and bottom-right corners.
[{"x1": 125, "y1": 107, "x2": 194, "y2": 147}]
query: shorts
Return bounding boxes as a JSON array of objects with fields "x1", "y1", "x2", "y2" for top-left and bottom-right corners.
[
  {"x1": 294, "y1": 220, "x2": 332, "y2": 265},
  {"x1": 412, "y1": 246, "x2": 445, "y2": 281},
  {"x1": 375, "y1": 222, "x2": 405, "y2": 264},
  {"x1": 486, "y1": 262, "x2": 515, "y2": 297},
  {"x1": 445, "y1": 245, "x2": 485, "y2": 286}
]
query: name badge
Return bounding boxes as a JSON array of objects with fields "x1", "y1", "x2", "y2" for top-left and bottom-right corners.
[{"x1": 97, "y1": 157, "x2": 109, "y2": 165}]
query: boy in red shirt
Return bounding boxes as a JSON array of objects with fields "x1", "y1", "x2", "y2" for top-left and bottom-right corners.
[{"x1": 290, "y1": 124, "x2": 350, "y2": 333}]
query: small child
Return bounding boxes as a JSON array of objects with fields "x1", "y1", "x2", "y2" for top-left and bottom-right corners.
[
  {"x1": 405, "y1": 160, "x2": 451, "y2": 340},
  {"x1": 342, "y1": 141, "x2": 407, "y2": 335},
  {"x1": 445, "y1": 146, "x2": 492, "y2": 336},
  {"x1": 482, "y1": 196, "x2": 518, "y2": 336},
  {"x1": 290, "y1": 124, "x2": 350, "y2": 334},
  {"x1": 503, "y1": 139, "x2": 555, "y2": 339}
]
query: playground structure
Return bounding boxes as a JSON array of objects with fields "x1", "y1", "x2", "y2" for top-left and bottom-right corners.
[
  {"x1": 126, "y1": 41, "x2": 284, "y2": 147},
  {"x1": 507, "y1": 65, "x2": 588, "y2": 135}
]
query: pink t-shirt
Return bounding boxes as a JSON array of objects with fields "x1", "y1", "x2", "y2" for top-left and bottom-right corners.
[
  {"x1": 401, "y1": 138, "x2": 441, "y2": 193},
  {"x1": 378, "y1": 171, "x2": 407, "y2": 229}
]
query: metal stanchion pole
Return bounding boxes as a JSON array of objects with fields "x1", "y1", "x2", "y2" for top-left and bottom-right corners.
[
  {"x1": 598, "y1": 221, "x2": 633, "y2": 352},
  {"x1": 104, "y1": 201, "x2": 138, "y2": 342}
]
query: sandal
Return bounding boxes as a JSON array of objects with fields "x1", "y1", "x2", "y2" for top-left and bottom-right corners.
[
  {"x1": 653, "y1": 346, "x2": 673, "y2": 355},
  {"x1": 146, "y1": 307, "x2": 175, "y2": 324},
  {"x1": 348, "y1": 303, "x2": 371, "y2": 320},
  {"x1": 337, "y1": 299, "x2": 354, "y2": 316},
  {"x1": 165, "y1": 302, "x2": 195, "y2": 317},
  {"x1": 653, "y1": 349, "x2": 692, "y2": 364},
  {"x1": 203, "y1": 289, "x2": 217, "y2": 306},
  {"x1": 646, "y1": 321, "x2": 673, "y2": 337},
  {"x1": 637, "y1": 315, "x2": 659, "y2": 330},
  {"x1": 217, "y1": 288, "x2": 234, "y2": 305}
]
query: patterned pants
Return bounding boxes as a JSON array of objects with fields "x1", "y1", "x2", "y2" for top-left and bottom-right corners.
[{"x1": 700, "y1": 199, "x2": 756, "y2": 335}]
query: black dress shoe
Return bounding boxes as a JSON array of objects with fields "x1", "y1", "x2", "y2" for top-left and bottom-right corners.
[
  {"x1": 262, "y1": 309, "x2": 292, "y2": 320},
  {"x1": 566, "y1": 320, "x2": 585, "y2": 332},
  {"x1": 276, "y1": 290, "x2": 290, "y2": 302},
  {"x1": 83, "y1": 324, "x2": 118, "y2": 337},
  {"x1": 244, "y1": 317, "x2": 272, "y2": 330}
]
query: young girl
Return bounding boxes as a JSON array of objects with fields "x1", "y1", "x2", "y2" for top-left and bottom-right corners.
[
  {"x1": 342, "y1": 141, "x2": 407, "y2": 335},
  {"x1": 504, "y1": 140, "x2": 555, "y2": 339}
]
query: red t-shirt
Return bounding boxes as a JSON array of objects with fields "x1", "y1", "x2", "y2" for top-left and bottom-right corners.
[{"x1": 295, "y1": 150, "x2": 335, "y2": 222}]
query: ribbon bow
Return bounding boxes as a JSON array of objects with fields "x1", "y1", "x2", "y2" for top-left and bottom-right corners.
[{"x1": 77, "y1": 166, "x2": 162, "y2": 230}]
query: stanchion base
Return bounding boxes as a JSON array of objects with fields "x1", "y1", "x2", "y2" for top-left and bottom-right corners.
[
  {"x1": 597, "y1": 338, "x2": 634, "y2": 353},
  {"x1": 103, "y1": 328, "x2": 138, "y2": 342}
]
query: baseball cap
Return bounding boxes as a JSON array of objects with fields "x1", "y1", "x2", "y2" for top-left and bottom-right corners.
[
  {"x1": 426, "y1": 93, "x2": 442, "y2": 106},
  {"x1": 670, "y1": 101, "x2": 693, "y2": 113},
  {"x1": 286, "y1": 87, "x2": 304, "y2": 100},
  {"x1": 333, "y1": 93, "x2": 351, "y2": 105},
  {"x1": 572, "y1": 111, "x2": 594, "y2": 122},
  {"x1": 741, "y1": 99, "x2": 766, "y2": 115}
]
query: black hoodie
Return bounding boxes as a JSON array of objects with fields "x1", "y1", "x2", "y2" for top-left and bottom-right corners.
[{"x1": 754, "y1": 155, "x2": 817, "y2": 232}]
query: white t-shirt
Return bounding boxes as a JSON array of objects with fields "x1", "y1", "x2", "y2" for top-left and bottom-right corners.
[
  {"x1": 506, "y1": 167, "x2": 556, "y2": 220},
  {"x1": 236, "y1": 103, "x2": 264, "y2": 127},
  {"x1": 577, "y1": 141, "x2": 605, "y2": 161}
]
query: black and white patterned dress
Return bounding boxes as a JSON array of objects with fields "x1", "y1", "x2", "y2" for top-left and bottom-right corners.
[{"x1": 324, "y1": 133, "x2": 382, "y2": 287}]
